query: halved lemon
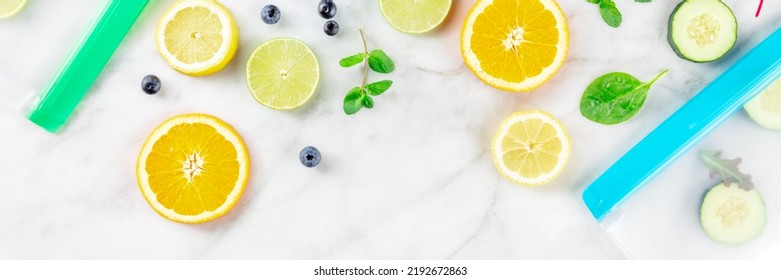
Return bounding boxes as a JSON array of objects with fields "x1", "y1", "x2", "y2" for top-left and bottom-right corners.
[
  {"x1": 492, "y1": 110, "x2": 571, "y2": 186},
  {"x1": 0, "y1": 0, "x2": 26, "y2": 19},
  {"x1": 379, "y1": 0, "x2": 452, "y2": 34},
  {"x1": 246, "y1": 38, "x2": 320, "y2": 110},
  {"x1": 137, "y1": 114, "x2": 249, "y2": 224},
  {"x1": 156, "y1": 0, "x2": 238, "y2": 76},
  {"x1": 461, "y1": 0, "x2": 569, "y2": 92}
]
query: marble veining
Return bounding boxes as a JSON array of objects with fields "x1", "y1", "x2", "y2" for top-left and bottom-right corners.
[{"x1": 1, "y1": 0, "x2": 779, "y2": 259}]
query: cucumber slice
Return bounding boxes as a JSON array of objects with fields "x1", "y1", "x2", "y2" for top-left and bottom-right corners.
[
  {"x1": 668, "y1": 0, "x2": 737, "y2": 63},
  {"x1": 745, "y1": 77, "x2": 781, "y2": 131},
  {"x1": 700, "y1": 183, "x2": 766, "y2": 245}
]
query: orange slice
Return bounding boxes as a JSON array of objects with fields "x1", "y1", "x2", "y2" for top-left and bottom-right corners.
[
  {"x1": 461, "y1": 0, "x2": 569, "y2": 92},
  {"x1": 136, "y1": 114, "x2": 249, "y2": 224}
]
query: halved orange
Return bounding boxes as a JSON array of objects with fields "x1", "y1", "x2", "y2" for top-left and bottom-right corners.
[
  {"x1": 136, "y1": 114, "x2": 249, "y2": 224},
  {"x1": 461, "y1": 0, "x2": 569, "y2": 92}
]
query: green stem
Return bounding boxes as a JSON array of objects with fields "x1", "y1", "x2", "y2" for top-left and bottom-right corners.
[
  {"x1": 647, "y1": 69, "x2": 669, "y2": 85},
  {"x1": 359, "y1": 29, "x2": 369, "y2": 90}
]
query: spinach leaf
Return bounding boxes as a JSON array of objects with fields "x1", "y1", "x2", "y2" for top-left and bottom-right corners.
[{"x1": 580, "y1": 70, "x2": 668, "y2": 125}]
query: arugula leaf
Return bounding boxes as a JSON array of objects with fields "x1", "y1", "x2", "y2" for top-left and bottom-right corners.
[
  {"x1": 368, "y1": 50, "x2": 395, "y2": 73},
  {"x1": 599, "y1": 0, "x2": 622, "y2": 28},
  {"x1": 344, "y1": 87, "x2": 364, "y2": 115},
  {"x1": 580, "y1": 70, "x2": 668, "y2": 125},
  {"x1": 366, "y1": 80, "x2": 393, "y2": 96},
  {"x1": 340, "y1": 53, "x2": 367, "y2": 67},
  {"x1": 699, "y1": 151, "x2": 754, "y2": 191}
]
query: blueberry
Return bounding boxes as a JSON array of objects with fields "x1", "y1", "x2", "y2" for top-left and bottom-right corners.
[
  {"x1": 141, "y1": 75, "x2": 161, "y2": 95},
  {"x1": 324, "y1": 20, "x2": 339, "y2": 36},
  {"x1": 299, "y1": 146, "x2": 321, "y2": 168},
  {"x1": 318, "y1": 0, "x2": 337, "y2": 19},
  {"x1": 261, "y1": 5, "x2": 280, "y2": 24}
]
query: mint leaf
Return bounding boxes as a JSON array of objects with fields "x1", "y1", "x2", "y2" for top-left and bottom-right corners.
[
  {"x1": 580, "y1": 70, "x2": 668, "y2": 125},
  {"x1": 368, "y1": 50, "x2": 395, "y2": 73},
  {"x1": 340, "y1": 30, "x2": 395, "y2": 115},
  {"x1": 699, "y1": 151, "x2": 754, "y2": 191},
  {"x1": 344, "y1": 87, "x2": 364, "y2": 115},
  {"x1": 599, "y1": 1, "x2": 622, "y2": 28},
  {"x1": 361, "y1": 94, "x2": 374, "y2": 109},
  {"x1": 366, "y1": 80, "x2": 393, "y2": 96},
  {"x1": 339, "y1": 53, "x2": 367, "y2": 68}
]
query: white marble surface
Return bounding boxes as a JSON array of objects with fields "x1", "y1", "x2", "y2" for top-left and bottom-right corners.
[{"x1": 0, "y1": 0, "x2": 779, "y2": 259}]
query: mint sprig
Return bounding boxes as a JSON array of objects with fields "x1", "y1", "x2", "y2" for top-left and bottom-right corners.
[{"x1": 340, "y1": 29, "x2": 395, "y2": 115}]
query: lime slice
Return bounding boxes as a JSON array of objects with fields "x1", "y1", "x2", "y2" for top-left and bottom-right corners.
[
  {"x1": 379, "y1": 0, "x2": 452, "y2": 34},
  {"x1": 246, "y1": 38, "x2": 320, "y2": 110},
  {"x1": 0, "y1": 0, "x2": 27, "y2": 19}
]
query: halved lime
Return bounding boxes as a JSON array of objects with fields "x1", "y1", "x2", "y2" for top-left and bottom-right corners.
[
  {"x1": 0, "y1": 0, "x2": 27, "y2": 19},
  {"x1": 246, "y1": 38, "x2": 320, "y2": 110},
  {"x1": 379, "y1": 0, "x2": 452, "y2": 34}
]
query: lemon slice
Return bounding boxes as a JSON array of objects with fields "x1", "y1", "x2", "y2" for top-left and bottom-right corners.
[
  {"x1": 461, "y1": 0, "x2": 569, "y2": 92},
  {"x1": 155, "y1": 0, "x2": 238, "y2": 76},
  {"x1": 246, "y1": 38, "x2": 320, "y2": 110},
  {"x1": 137, "y1": 114, "x2": 249, "y2": 224},
  {"x1": 492, "y1": 110, "x2": 571, "y2": 186},
  {"x1": 0, "y1": 0, "x2": 26, "y2": 19},
  {"x1": 379, "y1": 0, "x2": 452, "y2": 34}
]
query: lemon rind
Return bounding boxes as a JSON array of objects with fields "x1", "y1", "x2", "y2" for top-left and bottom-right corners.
[
  {"x1": 491, "y1": 110, "x2": 571, "y2": 186},
  {"x1": 0, "y1": 0, "x2": 27, "y2": 19},
  {"x1": 155, "y1": 0, "x2": 238, "y2": 76}
]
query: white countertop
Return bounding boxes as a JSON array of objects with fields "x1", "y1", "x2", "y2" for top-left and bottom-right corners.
[{"x1": 0, "y1": 0, "x2": 779, "y2": 259}]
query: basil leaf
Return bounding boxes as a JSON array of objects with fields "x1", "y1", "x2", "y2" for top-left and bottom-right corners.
[
  {"x1": 361, "y1": 94, "x2": 375, "y2": 109},
  {"x1": 344, "y1": 87, "x2": 364, "y2": 115},
  {"x1": 366, "y1": 80, "x2": 393, "y2": 96},
  {"x1": 579, "y1": 70, "x2": 668, "y2": 125},
  {"x1": 339, "y1": 53, "x2": 367, "y2": 68},
  {"x1": 586, "y1": 0, "x2": 601, "y2": 4},
  {"x1": 368, "y1": 50, "x2": 395, "y2": 73},
  {"x1": 599, "y1": 1, "x2": 622, "y2": 28}
]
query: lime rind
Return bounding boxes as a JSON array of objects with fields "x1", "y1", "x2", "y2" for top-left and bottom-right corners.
[{"x1": 379, "y1": 0, "x2": 452, "y2": 34}]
